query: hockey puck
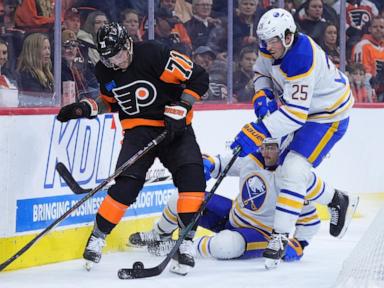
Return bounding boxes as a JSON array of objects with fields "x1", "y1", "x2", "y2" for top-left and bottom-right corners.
[{"x1": 133, "y1": 261, "x2": 144, "y2": 270}]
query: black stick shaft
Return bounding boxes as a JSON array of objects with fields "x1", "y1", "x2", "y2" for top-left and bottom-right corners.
[
  {"x1": 0, "y1": 131, "x2": 167, "y2": 272},
  {"x1": 118, "y1": 146, "x2": 241, "y2": 279}
]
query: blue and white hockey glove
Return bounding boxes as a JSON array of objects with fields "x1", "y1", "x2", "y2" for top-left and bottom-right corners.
[
  {"x1": 230, "y1": 121, "x2": 271, "y2": 157},
  {"x1": 202, "y1": 154, "x2": 215, "y2": 181},
  {"x1": 283, "y1": 239, "x2": 308, "y2": 262},
  {"x1": 252, "y1": 89, "x2": 276, "y2": 120}
]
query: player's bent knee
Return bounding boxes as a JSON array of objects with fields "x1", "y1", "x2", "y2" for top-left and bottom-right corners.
[
  {"x1": 210, "y1": 230, "x2": 246, "y2": 260},
  {"x1": 108, "y1": 175, "x2": 144, "y2": 206},
  {"x1": 276, "y1": 152, "x2": 312, "y2": 186}
]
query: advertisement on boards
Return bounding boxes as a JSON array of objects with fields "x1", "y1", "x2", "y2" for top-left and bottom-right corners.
[{"x1": 0, "y1": 113, "x2": 174, "y2": 236}]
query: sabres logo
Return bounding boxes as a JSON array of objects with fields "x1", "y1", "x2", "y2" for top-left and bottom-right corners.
[{"x1": 241, "y1": 174, "x2": 267, "y2": 211}]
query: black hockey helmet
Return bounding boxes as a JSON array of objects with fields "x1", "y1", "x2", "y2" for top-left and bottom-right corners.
[{"x1": 96, "y1": 22, "x2": 132, "y2": 59}]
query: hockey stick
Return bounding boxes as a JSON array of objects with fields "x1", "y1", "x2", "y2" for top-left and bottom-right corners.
[
  {"x1": 118, "y1": 146, "x2": 242, "y2": 279},
  {"x1": 56, "y1": 164, "x2": 172, "y2": 195},
  {"x1": 56, "y1": 163, "x2": 91, "y2": 194},
  {"x1": 0, "y1": 131, "x2": 167, "y2": 272}
]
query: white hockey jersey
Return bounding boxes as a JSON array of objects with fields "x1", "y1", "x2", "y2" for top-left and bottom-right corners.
[
  {"x1": 213, "y1": 153, "x2": 320, "y2": 240},
  {"x1": 253, "y1": 33, "x2": 354, "y2": 138}
]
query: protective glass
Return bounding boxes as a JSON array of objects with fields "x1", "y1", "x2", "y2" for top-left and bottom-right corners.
[{"x1": 209, "y1": 83, "x2": 227, "y2": 99}]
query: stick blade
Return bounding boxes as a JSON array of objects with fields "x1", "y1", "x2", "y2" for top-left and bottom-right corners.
[
  {"x1": 118, "y1": 257, "x2": 170, "y2": 279},
  {"x1": 118, "y1": 266, "x2": 163, "y2": 279},
  {"x1": 56, "y1": 162, "x2": 90, "y2": 194}
]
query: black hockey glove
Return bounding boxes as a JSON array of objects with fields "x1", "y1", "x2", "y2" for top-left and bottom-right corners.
[
  {"x1": 164, "y1": 100, "x2": 192, "y2": 137},
  {"x1": 57, "y1": 98, "x2": 98, "y2": 122}
]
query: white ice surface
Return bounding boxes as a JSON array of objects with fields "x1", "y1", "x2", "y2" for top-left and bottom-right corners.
[{"x1": 0, "y1": 200, "x2": 381, "y2": 288}]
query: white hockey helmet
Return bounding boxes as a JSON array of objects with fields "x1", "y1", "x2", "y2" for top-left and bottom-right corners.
[
  {"x1": 257, "y1": 8, "x2": 297, "y2": 49},
  {"x1": 262, "y1": 137, "x2": 280, "y2": 148}
]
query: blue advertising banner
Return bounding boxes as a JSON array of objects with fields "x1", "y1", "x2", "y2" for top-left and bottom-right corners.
[{"x1": 16, "y1": 184, "x2": 176, "y2": 233}]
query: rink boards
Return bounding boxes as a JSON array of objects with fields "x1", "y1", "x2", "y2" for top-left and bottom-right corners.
[{"x1": 1, "y1": 107, "x2": 384, "y2": 271}]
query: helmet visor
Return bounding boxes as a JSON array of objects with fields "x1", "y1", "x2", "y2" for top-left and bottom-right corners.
[
  {"x1": 100, "y1": 49, "x2": 126, "y2": 68},
  {"x1": 260, "y1": 37, "x2": 281, "y2": 49},
  {"x1": 100, "y1": 56, "x2": 116, "y2": 68},
  {"x1": 100, "y1": 39, "x2": 133, "y2": 69},
  {"x1": 260, "y1": 143, "x2": 279, "y2": 153}
]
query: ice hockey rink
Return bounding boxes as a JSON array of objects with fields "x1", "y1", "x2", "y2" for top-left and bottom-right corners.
[{"x1": 1, "y1": 195, "x2": 382, "y2": 288}]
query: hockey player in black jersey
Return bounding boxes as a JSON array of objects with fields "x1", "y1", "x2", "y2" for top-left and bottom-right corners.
[{"x1": 56, "y1": 22, "x2": 209, "y2": 276}]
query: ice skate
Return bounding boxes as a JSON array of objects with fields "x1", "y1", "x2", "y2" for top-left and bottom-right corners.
[
  {"x1": 328, "y1": 190, "x2": 359, "y2": 238},
  {"x1": 128, "y1": 229, "x2": 172, "y2": 247},
  {"x1": 263, "y1": 231, "x2": 289, "y2": 270},
  {"x1": 147, "y1": 239, "x2": 176, "y2": 256},
  {"x1": 83, "y1": 232, "x2": 106, "y2": 271},
  {"x1": 170, "y1": 240, "x2": 195, "y2": 276}
]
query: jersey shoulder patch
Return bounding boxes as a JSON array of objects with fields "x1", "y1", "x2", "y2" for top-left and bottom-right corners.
[
  {"x1": 95, "y1": 62, "x2": 115, "y2": 95},
  {"x1": 280, "y1": 34, "x2": 314, "y2": 79}
]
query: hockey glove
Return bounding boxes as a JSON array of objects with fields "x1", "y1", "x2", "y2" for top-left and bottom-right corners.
[
  {"x1": 57, "y1": 98, "x2": 98, "y2": 122},
  {"x1": 252, "y1": 89, "x2": 276, "y2": 120},
  {"x1": 230, "y1": 121, "x2": 271, "y2": 157},
  {"x1": 283, "y1": 239, "x2": 308, "y2": 262},
  {"x1": 164, "y1": 100, "x2": 191, "y2": 136},
  {"x1": 202, "y1": 154, "x2": 215, "y2": 181}
]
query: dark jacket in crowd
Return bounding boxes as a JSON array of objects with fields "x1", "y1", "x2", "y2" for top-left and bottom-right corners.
[{"x1": 184, "y1": 17, "x2": 216, "y2": 50}]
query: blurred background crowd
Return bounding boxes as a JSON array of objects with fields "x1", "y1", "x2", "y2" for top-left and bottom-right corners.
[{"x1": 0, "y1": 0, "x2": 383, "y2": 107}]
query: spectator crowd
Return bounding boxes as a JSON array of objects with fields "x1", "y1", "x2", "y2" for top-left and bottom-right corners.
[{"x1": 0, "y1": 0, "x2": 383, "y2": 107}]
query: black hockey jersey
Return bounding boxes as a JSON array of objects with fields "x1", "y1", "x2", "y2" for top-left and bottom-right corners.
[{"x1": 95, "y1": 40, "x2": 209, "y2": 130}]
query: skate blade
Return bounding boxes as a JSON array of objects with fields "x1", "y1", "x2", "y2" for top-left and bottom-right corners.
[
  {"x1": 126, "y1": 243, "x2": 146, "y2": 249},
  {"x1": 84, "y1": 260, "x2": 94, "y2": 271},
  {"x1": 126, "y1": 240, "x2": 147, "y2": 248},
  {"x1": 147, "y1": 247, "x2": 169, "y2": 257},
  {"x1": 169, "y1": 259, "x2": 191, "y2": 276},
  {"x1": 264, "y1": 258, "x2": 281, "y2": 270},
  {"x1": 337, "y1": 195, "x2": 359, "y2": 239},
  {"x1": 147, "y1": 242, "x2": 174, "y2": 257}
]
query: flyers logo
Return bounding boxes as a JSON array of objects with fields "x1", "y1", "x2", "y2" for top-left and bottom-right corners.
[
  {"x1": 348, "y1": 9, "x2": 371, "y2": 27},
  {"x1": 112, "y1": 80, "x2": 157, "y2": 115}
]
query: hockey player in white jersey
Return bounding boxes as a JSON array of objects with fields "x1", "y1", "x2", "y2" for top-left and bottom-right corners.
[
  {"x1": 229, "y1": 8, "x2": 359, "y2": 269},
  {"x1": 128, "y1": 137, "x2": 353, "y2": 263}
]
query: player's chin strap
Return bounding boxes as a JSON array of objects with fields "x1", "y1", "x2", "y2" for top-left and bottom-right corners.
[
  {"x1": 280, "y1": 33, "x2": 295, "y2": 59},
  {"x1": 117, "y1": 145, "x2": 242, "y2": 280},
  {"x1": 0, "y1": 131, "x2": 168, "y2": 272}
]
